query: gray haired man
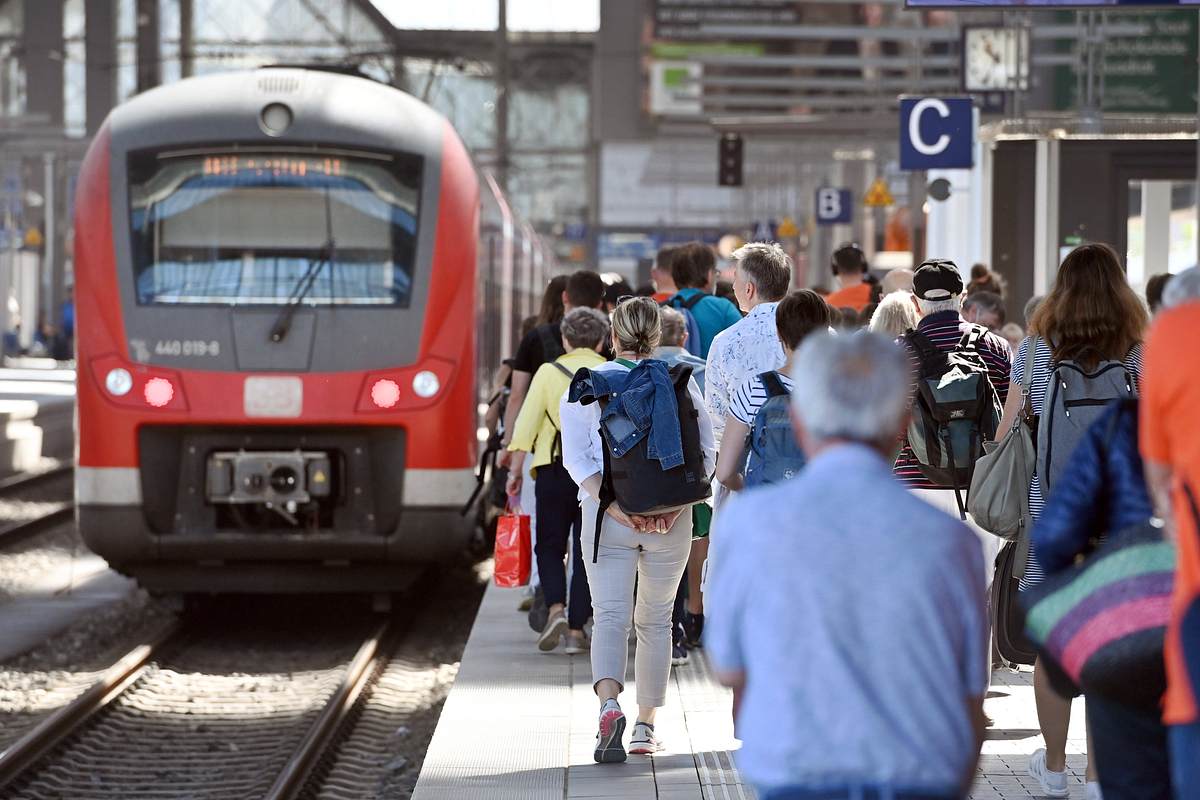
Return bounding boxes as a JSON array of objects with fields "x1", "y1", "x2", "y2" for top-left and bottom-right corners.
[{"x1": 706, "y1": 332, "x2": 988, "y2": 800}]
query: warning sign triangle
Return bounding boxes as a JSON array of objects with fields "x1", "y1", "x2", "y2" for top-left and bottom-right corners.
[
  {"x1": 776, "y1": 216, "x2": 799, "y2": 237},
  {"x1": 863, "y1": 178, "x2": 895, "y2": 208}
]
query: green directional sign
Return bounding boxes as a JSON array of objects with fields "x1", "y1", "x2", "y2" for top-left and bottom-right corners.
[{"x1": 1054, "y1": 10, "x2": 1198, "y2": 115}]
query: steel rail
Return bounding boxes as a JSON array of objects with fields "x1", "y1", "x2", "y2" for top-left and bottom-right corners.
[
  {"x1": 0, "y1": 502, "x2": 74, "y2": 548},
  {"x1": 0, "y1": 463, "x2": 72, "y2": 496},
  {"x1": 264, "y1": 618, "x2": 392, "y2": 800},
  {"x1": 0, "y1": 621, "x2": 182, "y2": 790}
]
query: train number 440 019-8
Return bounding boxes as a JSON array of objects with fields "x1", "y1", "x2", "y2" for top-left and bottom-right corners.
[{"x1": 154, "y1": 339, "x2": 221, "y2": 357}]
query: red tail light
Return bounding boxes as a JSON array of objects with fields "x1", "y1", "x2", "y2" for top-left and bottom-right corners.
[
  {"x1": 370, "y1": 379, "x2": 401, "y2": 409},
  {"x1": 143, "y1": 377, "x2": 175, "y2": 408}
]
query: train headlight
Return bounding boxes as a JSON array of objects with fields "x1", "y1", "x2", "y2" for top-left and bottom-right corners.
[
  {"x1": 105, "y1": 368, "x2": 133, "y2": 397},
  {"x1": 412, "y1": 370, "x2": 440, "y2": 399}
]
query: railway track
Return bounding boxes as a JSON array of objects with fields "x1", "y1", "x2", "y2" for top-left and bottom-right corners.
[
  {"x1": 0, "y1": 610, "x2": 397, "y2": 799},
  {"x1": 0, "y1": 463, "x2": 74, "y2": 548}
]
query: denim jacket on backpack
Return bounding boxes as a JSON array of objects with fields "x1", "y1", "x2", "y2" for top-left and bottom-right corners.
[{"x1": 567, "y1": 358, "x2": 684, "y2": 470}]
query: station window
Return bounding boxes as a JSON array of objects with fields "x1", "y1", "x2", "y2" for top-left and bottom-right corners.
[{"x1": 127, "y1": 148, "x2": 422, "y2": 307}]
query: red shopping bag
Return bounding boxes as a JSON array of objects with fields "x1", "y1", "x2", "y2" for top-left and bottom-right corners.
[{"x1": 493, "y1": 508, "x2": 531, "y2": 587}]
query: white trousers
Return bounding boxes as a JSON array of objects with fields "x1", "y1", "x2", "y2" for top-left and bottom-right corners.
[{"x1": 580, "y1": 497, "x2": 691, "y2": 708}]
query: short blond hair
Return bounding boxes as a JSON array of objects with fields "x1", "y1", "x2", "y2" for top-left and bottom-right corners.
[
  {"x1": 611, "y1": 297, "x2": 662, "y2": 355},
  {"x1": 869, "y1": 291, "x2": 920, "y2": 338}
]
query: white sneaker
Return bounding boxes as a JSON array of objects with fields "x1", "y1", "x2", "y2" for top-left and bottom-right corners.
[
  {"x1": 1086, "y1": 781, "x2": 1103, "y2": 800},
  {"x1": 1027, "y1": 748, "x2": 1070, "y2": 798},
  {"x1": 628, "y1": 721, "x2": 662, "y2": 755}
]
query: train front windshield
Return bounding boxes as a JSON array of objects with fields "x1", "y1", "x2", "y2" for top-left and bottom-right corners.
[{"x1": 127, "y1": 149, "x2": 422, "y2": 306}]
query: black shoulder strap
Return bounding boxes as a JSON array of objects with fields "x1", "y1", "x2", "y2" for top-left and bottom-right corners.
[
  {"x1": 680, "y1": 291, "x2": 709, "y2": 311},
  {"x1": 958, "y1": 324, "x2": 985, "y2": 353},
  {"x1": 594, "y1": 429, "x2": 615, "y2": 563},
  {"x1": 669, "y1": 362, "x2": 694, "y2": 388},
  {"x1": 905, "y1": 329, "x2": 943, "y2": 372},
  {"x1": 759, "y1": 371, "x2": 788, "y2": 398},
  {"x1": 551, "y1": 361, "x2": 572, "y2": 379}
]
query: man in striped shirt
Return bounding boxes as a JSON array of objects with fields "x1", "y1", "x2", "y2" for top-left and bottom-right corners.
[{"x1": 894, "y1": 261, "x2": 1011, "y2": 587}]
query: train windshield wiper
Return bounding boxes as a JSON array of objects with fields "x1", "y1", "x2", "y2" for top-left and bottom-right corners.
[
  {"x1": 268, "y1": 240, "x2": 334, "y2": 343},
  {"x1": 270, "y1": 184, "x2": 337, "y2": 344}
]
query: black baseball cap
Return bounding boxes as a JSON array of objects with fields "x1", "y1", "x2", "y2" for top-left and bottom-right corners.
[{"x1": 913, "y1": 259, "x2": 964, "y2": 300}]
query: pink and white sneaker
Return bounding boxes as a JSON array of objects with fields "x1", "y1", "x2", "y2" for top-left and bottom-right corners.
[{"x1": 594, "y1": 699, "x2": 626, "y2": 763}]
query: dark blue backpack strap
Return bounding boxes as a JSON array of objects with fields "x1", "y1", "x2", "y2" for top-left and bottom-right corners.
[
  {"x1": 759, "y1": 371, "x2": 788, "y2": 398},
  {"x1": 680, "y1": 291, "x2": 709, "y2": 311}
]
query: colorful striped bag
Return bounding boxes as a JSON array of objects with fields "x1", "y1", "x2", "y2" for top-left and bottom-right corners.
[{"x1": 1022, "y1": 519, "x2": 1175, "y2": 707}]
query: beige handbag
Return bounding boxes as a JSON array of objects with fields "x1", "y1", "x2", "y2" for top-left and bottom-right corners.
[{"x1": 968, "y1": 345, "x2": 1038, "y2": 541}]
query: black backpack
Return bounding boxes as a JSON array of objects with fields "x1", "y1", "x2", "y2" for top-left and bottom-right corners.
[
  {"x1": 904, "y1": 326, "x2": 1002, "y2": 517},
  {"x1": 590, "y1": 364, "x2": 710, "y2": 562}
]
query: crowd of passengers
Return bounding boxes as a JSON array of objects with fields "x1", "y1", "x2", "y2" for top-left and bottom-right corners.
[{"x1": 487, "y1": 239, "x2": 1200, "y2": 800}]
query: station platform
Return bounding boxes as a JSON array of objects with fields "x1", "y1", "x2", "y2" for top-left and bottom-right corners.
[
  {"x1": 0, "y1": 367, "x2": 75, "y2": 477},
  {"x1": 414, "y1": 581, "x2": 1093, "y2": 800}
]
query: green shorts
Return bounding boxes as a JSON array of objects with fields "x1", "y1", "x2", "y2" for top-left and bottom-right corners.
[{"x1": 691, "y1": 503, "x2": 712, "y2": 539}]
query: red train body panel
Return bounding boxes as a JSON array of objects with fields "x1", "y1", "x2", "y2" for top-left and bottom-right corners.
[{"x1": 74, "y1": 68, "x2": 545, "y2": 592}]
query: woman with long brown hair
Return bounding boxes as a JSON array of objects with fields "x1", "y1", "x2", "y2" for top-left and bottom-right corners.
[{"x1": 995, "y1": 243, "x2": 1148, "y2": 800}]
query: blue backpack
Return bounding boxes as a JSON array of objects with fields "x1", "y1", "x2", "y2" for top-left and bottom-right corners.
[
  {"x1": 664, "y1": 292, "x2": 707, "y2": 357},
  {"x1": 744, "y1": 372, "x2": 806, "y2": 488}
]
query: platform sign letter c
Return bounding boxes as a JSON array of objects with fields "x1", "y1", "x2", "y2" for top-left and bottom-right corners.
[
  {"x1": 909, "y1": 98, "x2": 950, "y2": 156},
  {"x1": 900, "y1": 96, "x2": 973, "y2": 170}
]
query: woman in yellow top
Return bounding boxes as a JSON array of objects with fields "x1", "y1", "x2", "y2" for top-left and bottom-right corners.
[{"x1": 507, "y1": 307, "x2": 610, "y2": 654}]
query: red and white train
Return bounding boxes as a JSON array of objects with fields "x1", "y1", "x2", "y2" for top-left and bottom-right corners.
[{"x1": 74, "y1": 67, "x2": 549, "y2": 592}]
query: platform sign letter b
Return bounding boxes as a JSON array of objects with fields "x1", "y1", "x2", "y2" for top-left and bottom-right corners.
[{"x1": 815, "y1": 188, "x2": 852, "y2": 226}]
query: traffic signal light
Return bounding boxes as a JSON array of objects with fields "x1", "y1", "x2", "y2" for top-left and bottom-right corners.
[{"x1": 718, "y1": 133, "x2": 743, "y2": 187}]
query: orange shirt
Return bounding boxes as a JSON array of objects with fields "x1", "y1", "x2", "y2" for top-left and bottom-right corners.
[
  {"x1": 1140, "y1": 303, "x2": 1200, "y2": 725},
  {"x1": 652, "y1": 291, "x2": 674, "y2": 304},
  {"x1": 825, "y1": 282, "x2": 872, "y2": 313}
]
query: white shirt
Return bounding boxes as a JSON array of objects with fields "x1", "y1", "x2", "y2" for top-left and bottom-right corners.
[
  {"x1": 559, "y1": 359, "x2": 716, "y2": 502},
  {"x1": 704, "y1": 301, "x2": 786, "y2": 447}
]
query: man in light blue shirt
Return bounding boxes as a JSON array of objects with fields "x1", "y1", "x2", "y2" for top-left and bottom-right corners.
[{"x1": 706, "y1": 332, "x2": 988, "y2": 800}]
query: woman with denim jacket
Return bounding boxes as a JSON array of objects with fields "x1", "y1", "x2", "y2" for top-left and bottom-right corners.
[
  {"x1": 1032, "y1": 399, "x2": 1170, "y2": 799},
  {"x1": 558, "y1": 296, "x2": 715, "y2": 764}
]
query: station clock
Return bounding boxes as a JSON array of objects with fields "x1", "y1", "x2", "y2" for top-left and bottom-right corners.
[{"x1": 962, "y1": 26, "x2": 1029, "y2": 93}]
